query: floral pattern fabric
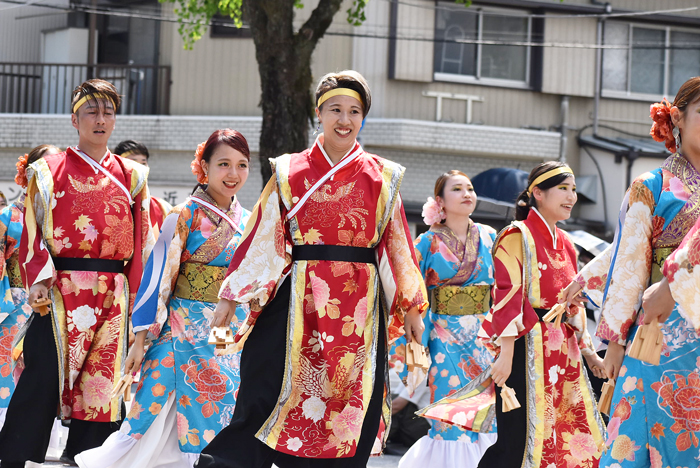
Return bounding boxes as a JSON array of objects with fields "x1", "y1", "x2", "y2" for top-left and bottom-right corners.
[
  {"x1": 577, "y1": 153, "x2": 700, "y2": 468},
  {"x1": 123, "y1": 190, "x2": 250, "y2": 453},
  {"x1": 479, "y1": 209, "x2": 605, "y2": 468},
  {"x1": 390, "y1": 222, "x2": 496, "y2": 443},
  {"x1": 218, "y1": 138, "x2": 428, "y2": 458},
  {"x1": 663, "y1": 215, "x2": 700, "y2": 331},
  {"x1": 0, "y1": 200, "x2": 32, "y2": 407},
  {"x1": 149, "y1": 195, "x2": 172, "y2": 232},
  {"x1": 18, "y1": 148, "x2": 153, "y2": 422}
]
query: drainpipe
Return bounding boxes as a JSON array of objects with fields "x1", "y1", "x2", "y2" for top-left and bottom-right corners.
[
  {"x1": 591, "y1": 1, "x2": 611, "y2": 135},
  {"x1": 87, "y1": 0, "x2": 98, "y2": 78},
  {"x1": 559, "y1": 95, "x2": 569, "y2": 162},
  {"x1": 593, "y1": 16, "x2": 603, "y2": 135}
]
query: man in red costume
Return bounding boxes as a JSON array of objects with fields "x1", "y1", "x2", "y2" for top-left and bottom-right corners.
[{"x1": 0, "y1": 79, "x2": 154, "y2": 467}]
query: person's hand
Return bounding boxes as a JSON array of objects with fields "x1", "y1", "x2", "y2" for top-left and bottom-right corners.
[
  {"x1": 492, "y1": 336, "x2": 514, "y2": 387},
  {"x1": 28, "y1": 282, "x2": 49, "y2": 305},
  {"x1": 392, "y1": 397, "x2": 409, "y2": 415},
  {"x1": 211, "y1": 299, "x2": 237, "y2": 328},
  {"x1": 584, "y1": 352, "x2": 606, "y2": 379},
  {"x1": 642, "y1": 278, "x2": 675, "y2": 324},
  {"x1": 560, "y1": 280, "x2": 585, "y2": 312},
  {"x1": 603, "y1": 341, "x2": 626, "y2": 380},
  {"x1": 403, "y1": 307, "x2": 424, "y2": 344},
  {"x1": 124, "y1": 330, "x2": 147, "y2": 376}
]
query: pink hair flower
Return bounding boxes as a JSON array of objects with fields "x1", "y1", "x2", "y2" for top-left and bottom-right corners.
[{"x1": 422, "y1": 197, "x2": 444, "y2": 225}]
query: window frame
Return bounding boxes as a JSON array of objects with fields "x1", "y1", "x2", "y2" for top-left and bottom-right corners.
[
  {"x1": 602, "y1": 21, "x2": 700, "y2": 102},
  {"x1": 433, "y1": 6, "x2": 532, "y2": 90},
  {"x1": 209, "y1": 14, "x2": 252, "y2": 39}
]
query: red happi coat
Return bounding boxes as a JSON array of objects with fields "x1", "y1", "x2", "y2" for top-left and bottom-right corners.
[
  {"x1": 220, "y1": 137, "x2": 428, "y2": 458},
  {"x1": 20, "y1": 148, "x2": 154, "y2": 422}
]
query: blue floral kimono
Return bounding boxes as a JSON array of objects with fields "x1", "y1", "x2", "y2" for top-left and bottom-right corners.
[
  {"x1": 0, "y1": 196, "x2": 32, "y2": 411},
  {"x1": 390, "y1": 222, "x2": 497, "y2": 465},
  {"x1": 578, "y1": 153, "x2": 700, "y2": 468},
  {"x1": 78, "y1": 188, "x2": 251, "y2": 467}
]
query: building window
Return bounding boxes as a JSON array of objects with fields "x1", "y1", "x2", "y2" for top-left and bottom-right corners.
[
  {"x1": 210, "y1": 15, "x2": 252, "y2": 38},
  {"x1": 603, "y1": 22, "x2": 700, "y2": 99},
  {"x1": 434, "y1": 6, "x2": 531, "y2": 87}
]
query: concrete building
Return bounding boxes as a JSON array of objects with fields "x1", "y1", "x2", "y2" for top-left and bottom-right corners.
[{"x1": 2, "y1": 0, "x2": 700, "y2": 236}]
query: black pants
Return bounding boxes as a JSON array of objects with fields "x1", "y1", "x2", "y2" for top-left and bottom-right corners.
[
  {"x1": 0, "y1": 313, "x2": 123, "y2": 464},
  {"x1": 477, "y1": 335, "x2": 527, "y2": 468},
  {"x1": 387, "y1": 401, "x2": 430, "y2": 448},
  {"x1": 197, "y1": 279, "x2": 386, "y2": 468}
]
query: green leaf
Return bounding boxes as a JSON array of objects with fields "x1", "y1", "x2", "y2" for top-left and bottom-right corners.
[{"x1": 160, "y1": 0, "x2": 243, "y2": 49}]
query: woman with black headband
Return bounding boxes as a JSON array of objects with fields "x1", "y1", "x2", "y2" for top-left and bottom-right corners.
[{"x1": 195, "y1": 70, "x2": 428, "y2": 468}]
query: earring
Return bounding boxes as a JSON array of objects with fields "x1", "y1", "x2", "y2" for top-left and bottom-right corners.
[
  {"x1": 673, "y1": 126, "x2": 681, "y2": 153},
  {"x1": 313, "y1": 123, "x2": 321, "y2": 137}
]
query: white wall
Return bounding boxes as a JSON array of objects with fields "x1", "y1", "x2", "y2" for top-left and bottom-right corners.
[{"x1": 578, "y1": 147, "x2": 667, "y2": 232}]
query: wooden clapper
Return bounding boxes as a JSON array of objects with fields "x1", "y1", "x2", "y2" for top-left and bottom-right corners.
[
  {"x1": 208, "y1": 327, "x2": 236, "y2": 350},
  {"x1": 628, "y1": 318, "x2": 664, "y2": 365},
  {"x1": 501, "y1": 385, "x2": 521, "y2": 412},
  {"x1": 31, "y1": 297, "x2": 52, "y2": 316},
  {"x1": 405, "y1": 341, "x2": 430, "y2": 372},
  {"x1": 598, "y1": 380, "x2": 615, "y2": 415},
  {"x1": 112, "y1": 374, "x2": 133, "y2": 402}
]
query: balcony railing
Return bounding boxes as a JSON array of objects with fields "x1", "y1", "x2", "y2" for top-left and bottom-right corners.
[{"x1": 0, "y1": 63, "x2": 171, "y2": 115}]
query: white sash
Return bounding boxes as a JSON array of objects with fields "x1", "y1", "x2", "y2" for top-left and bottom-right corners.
[
  {"x1": 190, "y1": 196, "x2": 243, "y2": 235},
  {"x1": 72, "y1": 147, "x2": 134, "y2": 205},
  {"x1": 286, "y1": 142, "x2": 364, "y2": 221}
]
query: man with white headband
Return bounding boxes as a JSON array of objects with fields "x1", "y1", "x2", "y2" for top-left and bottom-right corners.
[{"x1": 0, "y1": 79, "x2": 155, "y2": 467}]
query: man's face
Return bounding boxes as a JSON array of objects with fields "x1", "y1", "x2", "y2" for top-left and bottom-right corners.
[{"x1": 71, "y1": 98, "x2": 116, "y2": 147}]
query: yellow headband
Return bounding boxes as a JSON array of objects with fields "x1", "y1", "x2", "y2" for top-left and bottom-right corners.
[
  {"x1": 72, "y1": 93, "x2": 115, "y2": 114},
  {"x1": 120, "y1": 150, "x2": 136, "y2": 158},
  {"x1": 527, "y1": 167, "x2": 574, "y2": 196},
  {"x1": 317, "y1": 88, "x2": 363, "y2": 108}
]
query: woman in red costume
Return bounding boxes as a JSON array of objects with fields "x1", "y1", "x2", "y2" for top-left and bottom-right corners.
[
  {"x1": 195, "y1": 70, "x2": 428, "y2": 468},
  {"x1": 477, "y1": 161, "x2": 606, "y2": 468}
]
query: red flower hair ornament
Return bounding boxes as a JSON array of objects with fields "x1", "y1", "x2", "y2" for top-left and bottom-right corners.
[
  {"x1": 15, "y1": 154, "x2": 29, "y2": 188},
  {"x1": 650, "y1": 98, "x2": 677, "y2": 153},
  {"x1": 190, "y1": 141, "x2": 208, "y2": 184}
]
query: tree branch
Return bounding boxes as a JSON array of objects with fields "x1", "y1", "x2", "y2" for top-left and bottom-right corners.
[{"x1": 297, "y1": 0, "x2": 343, "y2": 48}]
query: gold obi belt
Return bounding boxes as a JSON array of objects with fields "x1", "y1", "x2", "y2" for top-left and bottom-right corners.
[
  {"x1": 432, "y1": 285, "x2": 491, "y2": 316},
  {"x1": 7, "y1": 254, "x2": 22, "y2": 289},
  {"x1": 651, "y1": 247, "x2": 675, "y2": 284},
  {"x1": 172, "y1": 263, "x2": 227, "y2": 303}
]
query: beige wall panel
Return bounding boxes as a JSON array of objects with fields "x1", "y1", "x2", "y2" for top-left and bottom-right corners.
[
  {"x1": 597, "y1": 98, "x2": 655, "y2": 138},
  {"x1": 0, "y1": 4, "x2": 68, "y2": 62},
  {"x1": 380, "y1": 80, "x2": 562, "y2": 129},
  {"x1": 352, "y1": 0, "x2": 391, "y2": 117},
  {"x1": 393, "y1": 0, "x2": 434, "y2": 82},
  {"x1": 542, "y1": 16, "x2": 597, "y2": 97},
  {"x1": 312, "y1": 35, "x2": 354, "y2": 80},
  {"x1": 168, "y1": 28, "x2": 261, "y2": 116}
]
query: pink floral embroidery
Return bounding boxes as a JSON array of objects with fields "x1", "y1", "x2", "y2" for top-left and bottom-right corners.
[{"x1": 331, "y1": 406, "x2": 364, "y2": 442}]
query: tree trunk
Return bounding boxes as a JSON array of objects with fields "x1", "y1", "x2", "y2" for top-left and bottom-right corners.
[{"x1": 243, "y1": 0, "x2": 344, "y2": 186}]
